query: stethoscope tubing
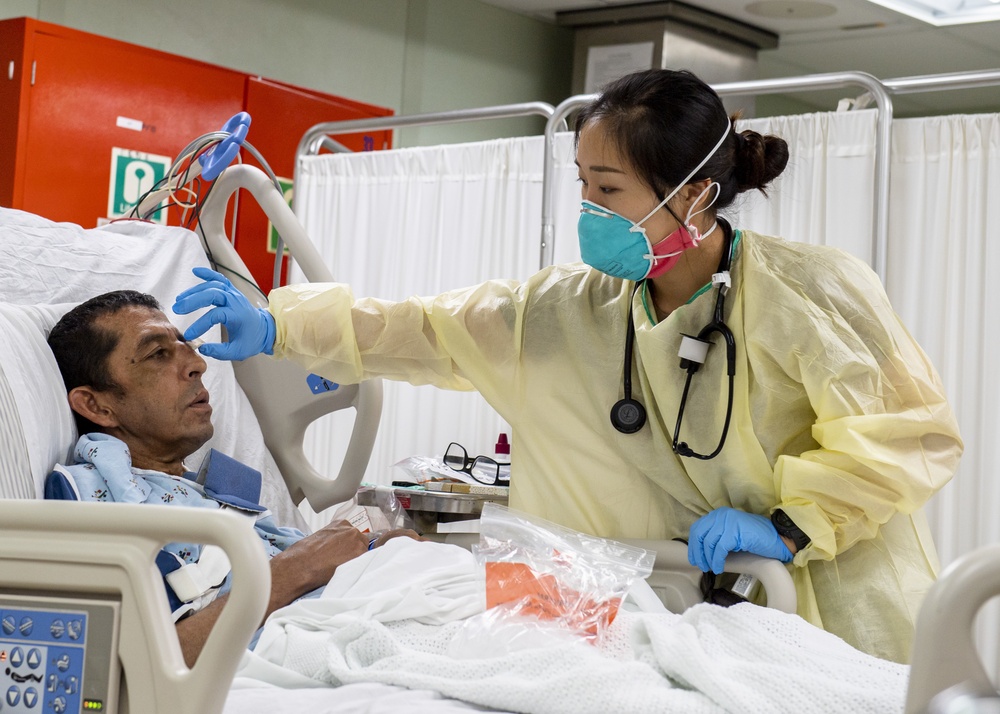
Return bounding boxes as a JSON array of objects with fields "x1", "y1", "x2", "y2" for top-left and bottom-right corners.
[{"x1": 614, "y1": 222, "x2": 737, "y2": 460}]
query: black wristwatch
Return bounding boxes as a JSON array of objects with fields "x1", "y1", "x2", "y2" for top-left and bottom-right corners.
[{"x1": 771, "y1": 509, "x2": 811, "y2": 552}]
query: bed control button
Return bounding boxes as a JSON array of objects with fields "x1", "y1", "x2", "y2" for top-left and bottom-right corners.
[
  {"x1": 49, "y1": 619, "x2": 64, "y2": 639},
  {"x1": 18, "y1": 617, "x2": 32, "y2": 637},
  {"x1": 26, "y1": 648, "x2": 40, "y2": 669},
  {"x1": 1, "y1": 616, "x2": 14, "y2": 635},
  {"x1": 53, "y1": 695, "x2": 67, "y2": 713},
  {"x1": 9, "y1": 647, "x2": 22, "y2": 667},
  {"x1": 5, "y1": 687, "x2": 19, "y2": 707},
  {"x1": 54, "y1": 654, "x2": 70, "y2": 672},
  {"x1": 23, "y1": 687, "x2": 36, "y2": 708}
]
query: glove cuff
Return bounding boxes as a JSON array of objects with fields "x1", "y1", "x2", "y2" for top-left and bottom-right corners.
[{"x1": 260, "y1": 309, "x2": 276, "y2": 356}]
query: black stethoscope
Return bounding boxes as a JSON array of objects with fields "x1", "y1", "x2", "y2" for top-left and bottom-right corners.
[{"x1": 611, "y1": 220, "x2": 737, "y2": 460}]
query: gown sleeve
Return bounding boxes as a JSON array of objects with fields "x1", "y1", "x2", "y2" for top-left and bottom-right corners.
[{"x1": 752, "y1": 244, "x2": 963, "y2": 563}]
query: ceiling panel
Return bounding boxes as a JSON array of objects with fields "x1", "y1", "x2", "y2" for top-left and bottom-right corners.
[{"x1": 478, "y1": 0, "x2": 1000, "y2": 115}]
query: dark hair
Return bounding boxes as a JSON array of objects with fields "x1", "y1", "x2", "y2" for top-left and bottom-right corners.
[
  {"x1": 47, "y1": 290, "x2": 162, "y2": 434},
  {"x1": 575, "y1": 69, "x2": 789, "y2": 209}
]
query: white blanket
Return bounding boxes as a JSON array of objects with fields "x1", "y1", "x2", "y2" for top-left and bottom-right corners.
[{"x1": 234, "y1": 539, "x2": 908, "y2": 714}]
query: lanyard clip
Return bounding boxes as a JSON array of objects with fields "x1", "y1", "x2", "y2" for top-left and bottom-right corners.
[{"x1": 711, "y1": 270, "x2": 731, "y2": 296}]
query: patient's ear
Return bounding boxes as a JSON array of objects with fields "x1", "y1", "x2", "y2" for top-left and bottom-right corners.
[{"x1": 67, "y1": 386, "x2": 120, "y2": 429}]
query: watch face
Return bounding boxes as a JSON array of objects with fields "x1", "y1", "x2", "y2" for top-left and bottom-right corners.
[
  {"x1": 773, "y1": 510, "x2": 795, "y2": 530},
  {"x1": 772, "y1": 510, "x2": 810, "y2": 549}
]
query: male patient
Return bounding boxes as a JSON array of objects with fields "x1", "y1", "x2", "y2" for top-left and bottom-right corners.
[{"x1": 44, "y1": 290, "x2": 414, "y2": 666}]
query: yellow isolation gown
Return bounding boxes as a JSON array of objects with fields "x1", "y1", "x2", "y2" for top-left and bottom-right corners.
[{"x1": 268, "y1": 229, "x2": 962, "y2": 663}]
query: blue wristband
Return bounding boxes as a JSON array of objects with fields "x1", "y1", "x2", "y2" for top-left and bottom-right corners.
[{"x1": 368, "y1": 536, "x2": 379, "y2": 551}]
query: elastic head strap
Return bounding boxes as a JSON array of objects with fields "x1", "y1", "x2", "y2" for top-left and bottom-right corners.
[{"x1": 635, "y1": 121, "x2": 732, "y2": 227}]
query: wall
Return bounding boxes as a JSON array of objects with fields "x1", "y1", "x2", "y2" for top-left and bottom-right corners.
[{"x1": 0, "y1": 0, "x2": 573, "y2": 147}]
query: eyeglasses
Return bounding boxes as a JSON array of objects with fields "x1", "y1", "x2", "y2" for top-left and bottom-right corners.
[{"x1": 443, "y1": 442, "x2": 507, "y2": 486}]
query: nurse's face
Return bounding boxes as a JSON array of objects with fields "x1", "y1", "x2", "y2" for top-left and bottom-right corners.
[{"x1": 575, "y1": 119, "x2": 679, "y2": 244}]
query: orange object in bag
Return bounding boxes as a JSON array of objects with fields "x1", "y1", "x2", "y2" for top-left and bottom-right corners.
[
  {"x1": 475, "y1": 505, "x2": 654, "y2": 644},
  {"x1": 485, "y1": 560, "x2": 622, "y2": 639}
]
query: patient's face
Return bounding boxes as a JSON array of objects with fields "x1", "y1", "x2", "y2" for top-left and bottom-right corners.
[{"x1": 97, "y1": 306, "x2": 214, "y2": 467}]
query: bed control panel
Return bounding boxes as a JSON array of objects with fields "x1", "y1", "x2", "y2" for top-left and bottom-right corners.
[{"x1": 0, "y1": 595, "x2": 119, "y2": 714}]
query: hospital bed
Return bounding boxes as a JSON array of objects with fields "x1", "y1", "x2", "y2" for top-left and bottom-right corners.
[{"x1": 3, "y1": 64, "x2": 998, "y2": 712}]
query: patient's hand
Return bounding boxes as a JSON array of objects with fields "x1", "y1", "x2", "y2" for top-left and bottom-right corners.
[
  {"x1": 370, "y1": 528, "x2": 424, "y2": 549},
  {"x1": 267, "y1": 519, "x2": 369, "y2": 610},
  {"x1": 176, "y1": 522, "x2": 423, "y2": 667}
]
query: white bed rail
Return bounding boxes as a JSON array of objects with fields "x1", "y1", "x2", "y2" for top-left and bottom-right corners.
[
  {"x1": 0, "y1": 500, "x2": 269, "y2": 714},
  {"x1": 622, "y1": 538, "x2": 797, "y2": 614},
  {"x1": 906, "y1": 544, "x2": 1000, "y2": 713},
  {"x1": 196, "y1": 164, "x2": 383, "y2": 511}
]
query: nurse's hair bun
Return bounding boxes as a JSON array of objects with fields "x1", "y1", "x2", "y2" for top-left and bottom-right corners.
[{"x1": 732, "y1": 123, "x2": 789, "y2": 196}]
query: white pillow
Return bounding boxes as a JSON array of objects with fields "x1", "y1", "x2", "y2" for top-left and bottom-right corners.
[
  {"x1": 0, "y1": 208, "x2": 305, "y2": 529},
  {"x1": 0, "y1": 303, "x2": 74, "y2": 498}
]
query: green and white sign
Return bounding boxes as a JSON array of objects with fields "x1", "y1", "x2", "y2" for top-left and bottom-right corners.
[
  {"x1": 267, "y1": 177, "x2": 294, "y2": 255},
  {"x1": 108, "y1": 148, "x2": 172, "y2": 224}
]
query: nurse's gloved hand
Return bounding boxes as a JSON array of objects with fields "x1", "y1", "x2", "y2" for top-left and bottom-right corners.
[
  {"x1": 688, "y1": 507, "x2": 793, "y2": 575},
  {"x1": 173, "y1": 267, "x2": 276, "y2": 361}
]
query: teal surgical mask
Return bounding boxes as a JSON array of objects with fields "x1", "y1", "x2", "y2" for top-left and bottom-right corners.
[{"x1": 578, "y1": 124, "x2": 730, "y2": 281}]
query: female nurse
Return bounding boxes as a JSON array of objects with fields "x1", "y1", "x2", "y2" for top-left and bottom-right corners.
[{"x1": 174, "y1": 69, "x2": 962, "y2": 663}]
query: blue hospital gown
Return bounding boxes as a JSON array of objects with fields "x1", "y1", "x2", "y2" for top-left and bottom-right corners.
[{"x1": 45, "y1": 433, "x2": 305, "y2": 621}]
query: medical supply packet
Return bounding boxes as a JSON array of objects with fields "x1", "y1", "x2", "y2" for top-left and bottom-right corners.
[
  {"x1": 331, "y1": 486, "x2": 413, "y2": 534},
  {"x1": 471, "y1": 503, "x2": 655, "y2": 645}
]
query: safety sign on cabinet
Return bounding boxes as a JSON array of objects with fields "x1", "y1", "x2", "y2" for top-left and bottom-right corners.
[{"x1": 107, "y1": 148, "x2": 172, "y2": 224}]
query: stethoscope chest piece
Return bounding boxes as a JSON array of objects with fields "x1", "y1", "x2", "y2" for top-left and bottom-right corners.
[{"x1": 611, "y1": 397, "x2": 646, "y2": 433}]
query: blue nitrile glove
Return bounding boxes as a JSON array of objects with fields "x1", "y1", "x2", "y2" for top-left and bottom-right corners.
[
  {"x1": 172, "y1": 267, "x2": 275, "y2": 361},
  {"x1": 688, "y1": 507, "x2": 793, "y2": 575}
]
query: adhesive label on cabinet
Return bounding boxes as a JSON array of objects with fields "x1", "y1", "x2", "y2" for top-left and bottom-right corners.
[{"x1": 115, "y1": 116, "x2": 143, "y2": 132}]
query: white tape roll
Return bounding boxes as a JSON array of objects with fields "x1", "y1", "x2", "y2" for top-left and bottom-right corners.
[{"x1": 678, "y1": 334, "x2": 711, "y2": 364}]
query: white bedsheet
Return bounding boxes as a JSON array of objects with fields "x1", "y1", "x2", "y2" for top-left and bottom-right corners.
[
  {"x1": 231, "y1": 539, "x2": 908, "y2": 714},
  {"x1": 225, "y1": 682, "x2": 508, "y2": 714}
]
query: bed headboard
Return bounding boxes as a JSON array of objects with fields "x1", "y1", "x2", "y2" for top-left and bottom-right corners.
[{"x1": 0, "y1": 207, "x2": 304, "y2": 526}]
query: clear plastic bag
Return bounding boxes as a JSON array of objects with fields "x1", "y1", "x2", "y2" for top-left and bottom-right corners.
[
  {"x1": 331, "y1": 488, "x2": 414, "y2": 534},
  {"x1": 393, "y1": 454, "x2": 482, "y2": 487},
  {"x1": 471, "y1": 503, "x2": 655, "y2": 645}
]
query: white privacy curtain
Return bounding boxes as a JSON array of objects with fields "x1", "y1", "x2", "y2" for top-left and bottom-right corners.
[
  {"x1": 886, "y1": 114, "x2": 1000, "y2": 672},
  {"x1": 729, "y1": 109, "x2": 877, "y2": 261}
]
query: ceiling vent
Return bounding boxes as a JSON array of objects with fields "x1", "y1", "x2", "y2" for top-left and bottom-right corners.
[{"x1": 557, "y1": 1, "x2": 779, "y2": 114}]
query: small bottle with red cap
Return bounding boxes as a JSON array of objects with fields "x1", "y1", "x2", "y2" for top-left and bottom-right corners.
[{"x1": 494, "y1": 432, "x2": 511, "y2": 483}]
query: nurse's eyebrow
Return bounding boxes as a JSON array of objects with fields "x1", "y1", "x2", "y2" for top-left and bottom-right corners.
[{"x1": 573, "y1": 160, "x2": 625, "y2": 174}]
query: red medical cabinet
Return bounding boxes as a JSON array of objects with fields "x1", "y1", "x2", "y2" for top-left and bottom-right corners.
[{"x1": 0, "y1": 17, "x2": 393, "y2": 292}]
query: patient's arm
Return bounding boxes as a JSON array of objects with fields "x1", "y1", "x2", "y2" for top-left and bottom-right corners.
[{"x1": 175, "y1": 519, "x2": 420, "y2": 667}]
